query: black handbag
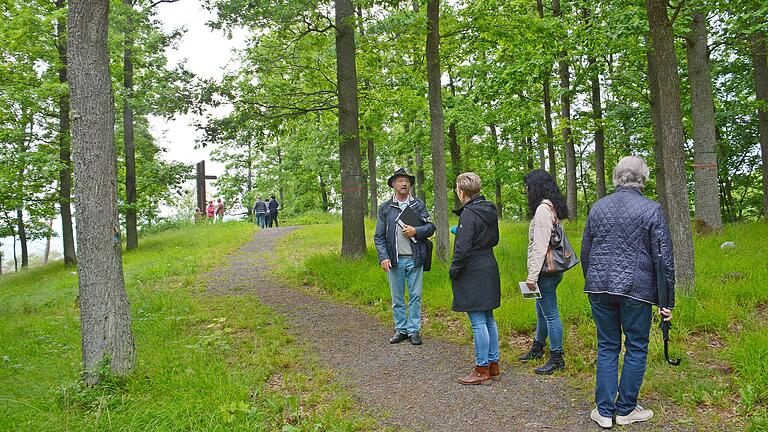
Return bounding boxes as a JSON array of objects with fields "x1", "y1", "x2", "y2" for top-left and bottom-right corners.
[{"x1": 541, "y1": 203, "x2": 579, "y2": 273}]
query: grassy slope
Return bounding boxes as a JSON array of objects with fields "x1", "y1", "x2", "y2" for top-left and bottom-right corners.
[
  {"x1": 275, "y1": 219, "x2": 768, "y2": 431},
  {"x1": 0, "y1": 222, "x2": 372, "y2": 431}
]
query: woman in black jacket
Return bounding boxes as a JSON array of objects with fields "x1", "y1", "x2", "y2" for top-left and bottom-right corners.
[{"x1": 450, "y1": 172, "x2": 501, "y2": 385}]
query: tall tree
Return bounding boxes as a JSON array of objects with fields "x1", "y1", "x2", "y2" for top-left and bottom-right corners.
[
  {"x1": 426, "y1": 0, "x2": 450, "y2": 261},
  {"x1": 123, "y1": 0, "x2": 138, "y2": 250},
  {"x1": 56, "y1": 0, "x2": 76, "y2": 267},
  {"x1": 686, "y1": 10, "x2": 723, "y2": 231},
  {"x1": 68, "y1": 0, "x2": 135, "y2": 382},
  {"x1": 536, "y1": 0, "x2": 557, "y2": 178},
  {"x1": 552, "y1": 0, "x2": 577, "y2": 219},
  {"x1": 752, "y1": 32, "x2": 768, "y2": 219},
  {"x1": 645, "y1": 0, "x2": 696, "y2": 291},
  {"x1": 335, "y1": 0, "x2": 367, "y2": 257},
  {"x1": 646, "y1": 45, "x2": 669, "y2": 215}
]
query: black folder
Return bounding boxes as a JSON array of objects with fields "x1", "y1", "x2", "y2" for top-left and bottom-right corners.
[{"x1": 396, "y1": 204, "x2": 424, "y2": 227}]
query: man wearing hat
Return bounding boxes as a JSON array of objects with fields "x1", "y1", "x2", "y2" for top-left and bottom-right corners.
[{"x1": 374, "y1": 167, "x2": 436, "y2": 345}]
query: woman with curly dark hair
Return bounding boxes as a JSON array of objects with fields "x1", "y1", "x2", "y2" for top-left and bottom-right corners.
[{"x1": 519, "y1": 169, "x2": 569, "y2": 374}]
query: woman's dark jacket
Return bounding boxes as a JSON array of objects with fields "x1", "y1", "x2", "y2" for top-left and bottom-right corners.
[
  {"x1": 581, "y1": 187, "x2": 676, "y2": 307},
  {"x1": 449, "y1": 196, "x2": 501, "y2": 312},
  {"x1": 373, "y1": 196, "x2": 436, "y2": 269}
]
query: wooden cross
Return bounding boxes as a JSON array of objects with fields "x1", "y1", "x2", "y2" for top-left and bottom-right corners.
[{"x1": 196, "y1": 160, "x2": 218, "y2": 212}]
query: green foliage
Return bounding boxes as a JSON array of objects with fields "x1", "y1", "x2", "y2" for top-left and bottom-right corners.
[
  {"x1": 274, "y1": 220, "x2": 768, "y2": 430},
  {"x1": 0, "y1": 222, "x2": 374, "y2": 431}
]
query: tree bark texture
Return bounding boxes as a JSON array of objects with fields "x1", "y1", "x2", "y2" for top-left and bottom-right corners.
[
  {"x1": 426, "y1": 0, "x2": 450, "y2": 262},
  {"x1": 589, "y1": 56, "x2": 607, "y2": 199},
  {"x1": 123, "y1": 0, "x2": 138, "y2": 250},
  {"x1": 56, "y1": 0, "x2": 77, "y2": 267},
  {"x1": 367, "y1": 136, "x2": 378, "y2": 218},
  {"x1": 646, "y1": 0, "x2": 696, "y2": 291},
  {"x1": 320, "y1": 175, "x2": 329, "y2": 211},
  {"x1": 647, "y1": 45, "x2": 669, "y2": 215},
  {"x1": 553, "y1": 0, "x2": 577, "y2": 219},
  {"x1": 68, "y1": 0, "x2": 135, "y2": 382},
  {"x1": 449, "y1": 121, "x2": 461, "y2": 209},
  {"x1": 751, "y1": 33, "x2": 768, "y2": 220},
  {"x1": 686, "y1": 12, "x2": 723, "y2": 231},
  {"x1": 335, "y1": 0, "x2": 367, "y2": 257}
]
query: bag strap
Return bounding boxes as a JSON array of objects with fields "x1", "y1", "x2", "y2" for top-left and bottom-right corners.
[{"x1": 542, "y1": 201, "x2": 559, "y2": 225}]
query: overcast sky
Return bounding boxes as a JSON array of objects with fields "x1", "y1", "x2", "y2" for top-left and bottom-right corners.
[{"x1": 1, "y1": 0, "x2": 246, "y2": 269}]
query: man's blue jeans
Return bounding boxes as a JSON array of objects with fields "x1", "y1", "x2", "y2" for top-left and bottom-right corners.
[
  {"x1": 387, "y1": 257, "x2": 423, "y2": 335},
  {"x1": 467, "y1": 310, "x2": 499, "y2": 367},
  {"x1": 255, "y1": 213, "x2": 266, "y2": 228},
  {"x1": 588, "y1": 293, "x2": 652, "y2": 417},
  {"x1": 535, "y1": 273, "x2": 564, "y2": 352}
]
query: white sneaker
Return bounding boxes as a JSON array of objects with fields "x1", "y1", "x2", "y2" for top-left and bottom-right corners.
[
  {"x1": 590, "y1": 408, "x2": 613, "y2": 429},
  {"x1": 616, "y1": 405, "x2": 654, "y2": 425}
]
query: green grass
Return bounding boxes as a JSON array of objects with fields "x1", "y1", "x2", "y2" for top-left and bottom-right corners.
[
  {"x1": 275, "y1": 219, "x2": 768, "y2": 430},
  {"x1": 0, "y1": 222, "x2": 373, "y2": 431}
]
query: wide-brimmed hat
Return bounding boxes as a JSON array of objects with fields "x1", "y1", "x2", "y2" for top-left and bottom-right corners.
[{"x1": 387, "y1": 167, "x2": 416, "y2": 188}]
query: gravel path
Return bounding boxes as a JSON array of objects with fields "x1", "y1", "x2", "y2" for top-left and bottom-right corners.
[{"x1": 207, "y1": 227, "x2": 690, "y2": 431}]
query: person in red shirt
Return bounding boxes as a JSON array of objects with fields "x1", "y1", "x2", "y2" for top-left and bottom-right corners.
[{"x1": 206, "y1": 201, "x2": 215, "y2": 223}]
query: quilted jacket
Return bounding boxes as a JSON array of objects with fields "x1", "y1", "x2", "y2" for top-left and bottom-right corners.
[
  {"x1": 580, "y1": 187, "x2": 675, "y2": 307},
  {"x1": 374, "y1": 196, "x2": 436, "y2": 269}
]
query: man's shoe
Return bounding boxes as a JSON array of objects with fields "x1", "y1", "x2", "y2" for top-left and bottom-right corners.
[
  {"x1": 535, "y1": 350, "x2": 565, "y2": 375},
  {"x1": 409, "y1": 332, "x2": 422, "y2": 345},
  {"x1": 457, "y1": 365, "x2": 492, "y2": 385},
  {"x1": 389, "y1": 331, "x2": 409, "y2": 344},
  {"x1": 616, "y1": 405, "x2": 653, "y2": 425},
  {"x1": 590, "y1": 408, "x2": 613, "y2": 429},
  {"x1": 489, "y1": 361, "x2": 501, "y2": 381},
  {"x1": 519, "y1": 340, "x2": 545, "y2": 361}
]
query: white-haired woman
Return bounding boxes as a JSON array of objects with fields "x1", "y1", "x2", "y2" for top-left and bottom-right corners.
[{"x1": 581, "y1": 156, "x2": 675, "y2": 429}]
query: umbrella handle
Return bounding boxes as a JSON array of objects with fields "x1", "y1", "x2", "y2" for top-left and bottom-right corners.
[{"x1": 659, "y1": 321, "x2": 681, "y2": 366}]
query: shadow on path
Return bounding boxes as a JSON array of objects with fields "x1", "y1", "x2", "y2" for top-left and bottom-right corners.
[{"x1": 207, "y1": 227, "x2": 687, "y2": 431}]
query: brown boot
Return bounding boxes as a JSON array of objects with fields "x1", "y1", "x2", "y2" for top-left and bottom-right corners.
[
  {"x1": 457, "y1": 365, "x2": 492, "y2": 385},
  {"x1": 489, "y1": 361, "x2": 501, "y2": 381}
]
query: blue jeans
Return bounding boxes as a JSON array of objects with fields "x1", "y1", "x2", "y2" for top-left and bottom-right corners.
[
  {"x1": 589, "y1": 293, "x2": 652, "y2": 417},
  {"x1": 255, "y1": 213, "x2": 266, "y2": 228},
  {"x1": 387, "y1": 257, "x2": 423, "y2": 335},
  {"x1": 467, "y1": 310, "x2": 499, "y2": 367},
  {"x1": 534, "y1": 273, "x2": 564, "y2": 352}
]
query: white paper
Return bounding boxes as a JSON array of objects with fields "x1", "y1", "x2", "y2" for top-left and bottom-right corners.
[{"x1": 519, "y1": 281, "x2": 541, "y2": 299}]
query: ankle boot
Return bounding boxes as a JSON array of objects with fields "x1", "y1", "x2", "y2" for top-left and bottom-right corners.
[
  {"x1": 519, "y1": 340, "x2": 545, "y2": 361},
  {"x1": 489, "y1": 361, "x2": 501, "y2": 381},
  {"x1": 458, "y1": 365, "x2": 492, "y2": 385},
  {"x1": 535, "y1": 350, "x2": 565, "y2": 375}
]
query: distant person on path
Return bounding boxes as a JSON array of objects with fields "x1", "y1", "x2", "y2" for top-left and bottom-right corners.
[
  {"x1": 449, "y1": 173, "x2": 501, "y2": 385},
  {"x1": 194, "y1": 208, "x2": 204, "y2": 223},
  {"x1": 519, "y1": 169, "x2": 569, "y2": 375},
  {"x1": 374, "y1": 167, "x2": 436, "y2": 346},
  {"x1": 581, "y1": 156, "x2": 674, "y2": 429},
  {"x1": 268, "y1": 195, "x2": 280, "y2": 227},
  {"x1": 216, "y1": 198, "x2": 225, "y2": 223},
  {"x1": 253, "y1": 197, "x2": 267, "y2": 228},
  {"x1": 206, "y1": 201, "x2": 215, "y2": 223}
]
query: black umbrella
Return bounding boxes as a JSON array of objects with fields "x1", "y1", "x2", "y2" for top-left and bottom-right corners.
[{"x1": 657, "y1": 241, "x2": 681, "y2": 366}]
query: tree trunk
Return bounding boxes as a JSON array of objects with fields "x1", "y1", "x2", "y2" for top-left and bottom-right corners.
[
  {"x1": 16, "y1": 207, "x2": 28, "y2": 269},
  {"x1": 123, "y1": 0, "x2": 138, "y2": 250},
  {"x1": 368, "y1": 136, "x2": 378, "y2": 218},
  {"x1": 56, "y1": 0, "x2": 77, "y2": 268},
  {"x1": 537, "y1": 0, "x2": 556, "y2": 178},
  {"x1": 686, "y1": 12, "x2": 723, "y2": 232},
  {"x1": 426, "y1": 0, "x2": 450, "y2": 262},
  {"x1": 589, "y1": 56, "x2": 607, "y2": 199},
  {"x1": 553, "y1": 0, "x2": 577, "y2": 219},
  {"x1": 448, "y1": 121, "x2": 461, "y2": 209},
  {"x1": 68, "y1": 0, "x2": 135, "y2": 382},
  {"x1": 751, "y1": 33, "x2": 768, "y2": 220},
  {"x1": 320, "y1": 175, "x2": 329, "y2": 211},
  {"x1": 646, "y1": 0, "x2": 696, "y2": 291},
  {"x1": 44, "y1": 219, "x2": 54, "y2": 264},
  {"x1": 490, "y1": 124, "x2": 503, "y2": 219},
  {"x1": 335, "y1": 0, "x2": 367, "y2": 257},
  {"x1": 415, "y1": 129, "x2": 427, "y2": 201},
  {"x1": 277, "y1": 145, "x2": 285, "y2": 206},
  {"x1": 13, "y1": 234, "x2": 17, "y2": 272},
  {"x1": 646, "y1": 45, "x2": 669, "y2": 214}
]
